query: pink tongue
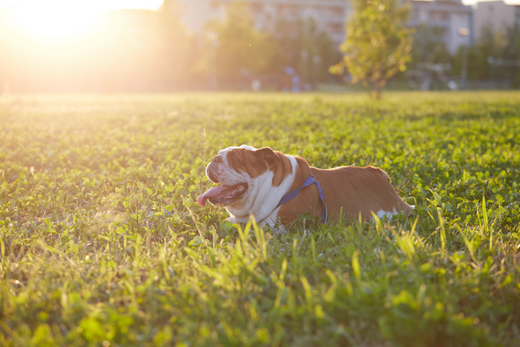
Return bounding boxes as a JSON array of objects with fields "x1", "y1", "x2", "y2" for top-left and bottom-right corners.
[{"x1": 197, "y1": 185, "x2": 230, "y2": 206}]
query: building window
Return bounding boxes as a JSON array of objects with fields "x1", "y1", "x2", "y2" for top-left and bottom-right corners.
[
  {"x1": 210, "y1": 1, "x2": 222, "y2": 13},
  {"x1": 430, "y1": 11, "x2": 449, "y2": 21},
  {"x1": 278, "y1": 5, "x2": 300, "y2": 18},
  {"x1": 412, "y1": 9, "x2": 418, "y2": 21},
  {"x1": 327, "y1": 6, "x2": 344, "y2": 17},
  {"x1": 326, "y1": 23, "x2": 343, "y2": 35},
  {"x1": 250, "y1": 3, "x2": 263, "y2": 16}
]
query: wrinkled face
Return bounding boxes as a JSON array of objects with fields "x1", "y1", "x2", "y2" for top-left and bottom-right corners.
[{"x1": 197, "y1": 145, "x2": 278, "y2": 208}]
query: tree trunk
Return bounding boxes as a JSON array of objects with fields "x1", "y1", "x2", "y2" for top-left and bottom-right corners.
[{"x1": 374, "y1": 80, "x2": 382, "y2": 100}]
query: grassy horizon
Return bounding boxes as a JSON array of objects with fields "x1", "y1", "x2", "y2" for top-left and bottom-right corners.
[{"x1": 1, "y1": 92, "x2": 519, "y2": 346}]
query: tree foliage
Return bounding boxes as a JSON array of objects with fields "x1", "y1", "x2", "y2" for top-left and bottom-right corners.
[
  {"x1": 330, "y1": 0, "x2": 412, "y2": 98},
  {"x1": 410, "y1": 24, "x2": 451, "y2": 68},
  {"x1": 453, "y1": 23, "x2": 520, "y2": 87},
  {"x1": 275, "y1": 17, "x2": 341, "y2": 85},
  {"x1": 200, "y1": 1, "x2": 281, "y2": 86},
  {"x1": 159, "y1": 0, "x2": 196, "y2": 89}
]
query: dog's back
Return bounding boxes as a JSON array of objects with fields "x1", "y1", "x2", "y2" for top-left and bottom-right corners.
[{"x1": 310, "y1": 165, "x2": 413, "y2": 222}]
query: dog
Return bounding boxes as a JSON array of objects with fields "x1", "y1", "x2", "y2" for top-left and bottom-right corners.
[{"x1": 197, "y1": 145, "x2": 413, "y2": 232}]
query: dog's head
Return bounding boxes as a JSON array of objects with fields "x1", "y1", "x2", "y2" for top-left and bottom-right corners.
[
  {"x1": 197, "y1": 145, "x2": 279, "y2": 206},
  {"x1": 197, "y1": 145, "x2": 294, "y2": 218}
]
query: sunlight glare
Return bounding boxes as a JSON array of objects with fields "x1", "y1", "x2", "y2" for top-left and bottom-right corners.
[{"x1": 11, "y1": 1, "x2": 103, "y2": 41}]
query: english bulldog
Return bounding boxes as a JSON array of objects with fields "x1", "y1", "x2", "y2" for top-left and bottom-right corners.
[{"x1": 197, "y1": 145, "x2": 413, "y2": 232}]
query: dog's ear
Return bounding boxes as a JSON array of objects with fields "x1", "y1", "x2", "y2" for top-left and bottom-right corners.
[{"x1": 253, "y1": 147, "x2": 280, "y2": 169}]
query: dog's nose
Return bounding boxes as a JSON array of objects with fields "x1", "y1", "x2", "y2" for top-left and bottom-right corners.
[{"x1": 213, "y1": 155, "x2": 223, "y2": 163}]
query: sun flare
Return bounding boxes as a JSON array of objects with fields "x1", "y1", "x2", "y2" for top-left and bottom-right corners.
[{"x1": 10, "y1": 1, "x2": 103, "y2": 41}]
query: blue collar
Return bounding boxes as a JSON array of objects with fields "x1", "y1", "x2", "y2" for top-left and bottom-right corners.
[{"x1": 276, "y1": 175, "x2": 327, "y2": 224}]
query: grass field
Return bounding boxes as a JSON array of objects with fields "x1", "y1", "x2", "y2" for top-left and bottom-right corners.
[{"x1": 1, "y1": 92, "x2": 519, "y2": 346}]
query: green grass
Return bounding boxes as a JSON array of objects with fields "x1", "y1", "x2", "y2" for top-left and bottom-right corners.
[{"x1": 0, "y1": 92, "x2": 519, "y2": 346}]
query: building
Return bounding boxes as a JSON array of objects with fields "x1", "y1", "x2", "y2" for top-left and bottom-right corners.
[
  {"x1": 473, "y1": 1, "x2": 520, "y2": 41},
  {"x1": 409, "y1": 0, "x2": 473, "y2": 54},
  {"x1": 177, "y1": 0, "x2": 351, "y2": 47},
  {"x1": 177, "y1": 0, "x2": 479, "y2": 54}
]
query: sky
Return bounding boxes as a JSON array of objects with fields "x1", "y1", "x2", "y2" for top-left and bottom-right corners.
[
  {"x1": 462, "y1": 0, "x2": 520, "y2": 4},
  {"x1": 0, "y1": 0, "x2": 164, "y2": 10},
  {"x1": 2, "y1": 0, "x2": 520, "y2": 10}
]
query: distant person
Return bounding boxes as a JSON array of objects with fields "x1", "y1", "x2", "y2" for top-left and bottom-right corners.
[
  {"x1": 278, "y1": 66, "x2": 295, "y2": 92},
  {"x1": 251, "y1": 79, "x2": 261, "y2": 92},
  {"x1": 292, "y1": 75, "x2": 300, "y2": 93}
]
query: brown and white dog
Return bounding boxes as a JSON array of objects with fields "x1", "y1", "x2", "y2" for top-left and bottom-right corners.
[{"x1": 197, "y1": 145, "x2": 413, "y2": 232}]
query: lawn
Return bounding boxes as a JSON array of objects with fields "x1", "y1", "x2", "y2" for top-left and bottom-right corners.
[{"x1": 0, "y1": 92, "x2": 519, "y2": 346}]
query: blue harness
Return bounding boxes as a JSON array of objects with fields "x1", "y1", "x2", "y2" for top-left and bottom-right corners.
[{"x1": 276, "y1": 175, "x2": 327, "y2": 223}]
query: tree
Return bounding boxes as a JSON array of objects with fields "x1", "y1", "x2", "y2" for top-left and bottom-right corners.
[
  {"x1": 275, "y1": 17, "x2": 341, "y2": 86},
  {"x1": 330, "y1": 0, "x2": 412, "y2": 99},
  {"x1": 501, "y1": 23, "x2": 520, "y2": 87},
  {"x1": 199, "y1": 1, "x2": 281, "y2": 88},
  {"x1": 159, "y1": 0, "x2": 195, "y2": 90},
  {"x1": 454, "y1": 23, "x2": 520, "y2": 87},
  {"x1": 406, "y1": 24, "x2": 452, "y2": 90},
  {"x1": 410, "y1": 24, "x2": 451, "y2": 68}
]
